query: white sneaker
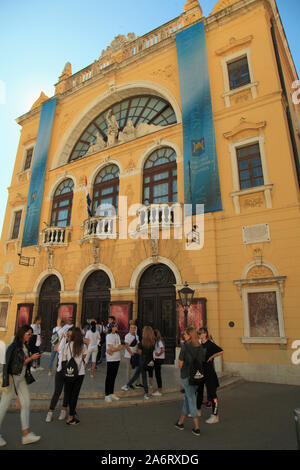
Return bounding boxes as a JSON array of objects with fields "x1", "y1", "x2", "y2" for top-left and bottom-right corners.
[
  {"x1": 144, "y1": 394, "x2": 150, "y2": 400},
  {"x1": 45, "y1": 412, "x2": 53, "y2": 423},
  {"x1": 0, "y1": 435, "x2": 7, "y2": 447},
  {"x1": 105, "y1": 395, "x2": 112, "y2": 403},
  {"x1": 110, "y1": 394, "x2": 120, "y2": 401},
  {"x1": 152, "y1": 391, "x2": 162, "y2": 396},
  {"x1": 30, "y1": 367, "x2": 36, "y2": 373},
  {"x1": 206, "y1": 414, "x2": 219, "y2": 424},
  {"x1": 121, "y1": 385, "x2": 129, "y2": 391},
  {"x1": 36, "y1": 367, "x2": 44, "y2": 371},
  {"x1": 58, "y1": 409, "x2": 66, "y2": 421},
  {"x1": 22, "y1": 432, "x2": 41, "y2": 445}
]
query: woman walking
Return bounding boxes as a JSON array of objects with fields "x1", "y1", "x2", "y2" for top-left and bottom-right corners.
[
  {"x1": 121, "y1": 325, "x2": 155, "y2": 400},
  {"x1": 0, "y1": 325, "x2": 41, "y2": 446},
  {"x1": 175, "y1": 326, "x2": 204, "y2": 437},
  {"x1": 45, "y1": 327, "x2": 73, "y2": 423},
  {"x1": 149, "y1": 329, "x2": 165, "y2": 396},
  {"x1": 196, "y1": 327, "x2": 223, "y2": 424},
  {"x1": 105, "y1": 323, "x2": 122, "y2": 402},
  {"x1": 62, "y1": 327, "x2": 87, "y2": 425},
  {"x1": 84, "y1": 320, "x2": 100, "y2": 378}
]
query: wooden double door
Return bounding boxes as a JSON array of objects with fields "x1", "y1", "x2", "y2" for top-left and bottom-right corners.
[
  {"x1": 138, "y1": 264, "x2": 177, "y2": 364},
  {"x1": 81, "y1": 270, "x2": 111, "y2": 325},
  {"x1": 38, "y1": 275, "x2": 61, "y2": 352}
]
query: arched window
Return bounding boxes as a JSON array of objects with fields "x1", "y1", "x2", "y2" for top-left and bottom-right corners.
[
  {"x1": 50, "y1": 179, "x2": 74, "y2": 227},
  {"x1": 143, "y1": 147, "x2": 177, "y2": 205},
  {"x1": 93, "y1": 165, "x2": 120, "y2": 216},
  {"x1": 69, "y1": 95, "x2": 177, "y2": 162}
]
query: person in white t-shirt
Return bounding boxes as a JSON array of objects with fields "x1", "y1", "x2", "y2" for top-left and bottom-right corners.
[
  {"x1": 124, "y1": 324, "x2": 140, "y2": 385},
  {"x1": 30, "y1": 317, "x2": 43, "y2": 371},
  {"x1": 62, "y1": 327, "x2": 87, "y2": 425},
  {"x1": 84, "y1": 321, "x2": 100, "y2": 378},
  {"x1": 148, "y1": 329, "x2": 165, "y2": 397},
  {"x1": 48, "y1": 319, "x2": 65, "y2": 376},
  {"x1": 104, "y1": 323, "x2": 123, "y2": 402},
  {"x1": 45, "y1": 327, "x2": 73, "y2": 423}
]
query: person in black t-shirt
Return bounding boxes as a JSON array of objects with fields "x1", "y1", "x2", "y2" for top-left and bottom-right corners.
[{"x1": 197, "y1": 328, "x2": 223, "y2": 424}]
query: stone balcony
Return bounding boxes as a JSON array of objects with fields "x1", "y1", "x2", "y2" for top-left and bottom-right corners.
[
  {"x1": 82, "y1": 216, "x2": 117, "y2": 240},
  {"x1": 41, "y1": 226, "x2": 72, "y2": 247}
]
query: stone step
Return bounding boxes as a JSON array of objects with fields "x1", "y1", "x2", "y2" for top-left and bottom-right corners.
[{"x1": 7, "y1": 374, "x2": 243, "y2": 411}]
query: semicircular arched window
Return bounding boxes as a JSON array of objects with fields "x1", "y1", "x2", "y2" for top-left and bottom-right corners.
[
  {"x1": 69, "y1": 95, "x2": 177, "y2": 162},
  {"x1": 50, "y1": 179, "x2": 74, "y2": 227},
  {"x1": 93, "y1": 164, "x2": 120, "y2": 216},
  {"x1": 143, "y1": 147, "x2": 177, "y2": 205}
]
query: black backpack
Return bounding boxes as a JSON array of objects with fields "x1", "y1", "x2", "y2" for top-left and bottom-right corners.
[
  {"x1": 188, "y1": 346, "x2": 204, "y2": 386},
  {"x1": 63, "y1": 344, "x2": 80, "y2": 383}
]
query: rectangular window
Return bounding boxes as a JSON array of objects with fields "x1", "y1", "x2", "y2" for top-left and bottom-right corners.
[
  {"x1": 24, "y1": 147, "x2": 33, "y2": 171},
  {"x1": 237, "y1": 143, "x2": 264, "y2": 189},
  {"x1": 11, "y1": 210, "x2": 22, "y2": 239},
  {"x1": 228, "y1": 56, "x2": 250, "y2": 90},
  {"x1": 0, "y1": 302, "x2": 8, "y2": 328},
  {"x1": 248, "y1": 291, "x2": 279, "y2": 337}
]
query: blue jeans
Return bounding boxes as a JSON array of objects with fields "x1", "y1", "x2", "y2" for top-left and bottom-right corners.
[
  {"x1": 127, "y1": 357, "x2": 148, "y2": 394},
  {"x1": 181, "y1": 377, "x2": 198, "y2": 418},
  {"x1": 48, "y1": 346, "x2": 57, "y2": 370}
]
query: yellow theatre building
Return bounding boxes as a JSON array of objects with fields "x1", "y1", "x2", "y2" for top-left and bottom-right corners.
[{"x1": 0, "y1": 0, "x2": 300, "y2": 384}]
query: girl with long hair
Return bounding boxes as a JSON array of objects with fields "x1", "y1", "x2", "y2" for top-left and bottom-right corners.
[
  {"x1": 62, "y1": 327, "x2": 87, "y2": 425},
  {"x1": 122, "y1": 325, "x2": 156, "y2": 400},
  {"x1": 197, "y1": 327, "x2": 223, "y2": 424},
  {"x1": 175, "y1": 326, "x2": 204, "y2": 437},
  {"x1": 149, "y1": 329, "x2": 165, "y2": 396},
  {"x1": 84, "y1": 320, "x2": 100, "y2": 378},
  {"x1": 0, "y1": 325, "x2": 41, "y2": 446}
]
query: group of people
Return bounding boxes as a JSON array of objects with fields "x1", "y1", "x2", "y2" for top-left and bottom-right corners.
[{"x1": 0, "y1": 314, "x2": 223, "y2": 446}]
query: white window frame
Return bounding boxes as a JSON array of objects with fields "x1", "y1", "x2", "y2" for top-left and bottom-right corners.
[
  {"x1": 221, "y1": 48, "x2": 258, "y2": 107},
  {"x1": 0, "y1": 300, "x2": 10, "y2": 331},
  {"x1": 229, "y1": 135, "x2": 273, "y2": 214},
  {"x1": 241, "y1": 285, "x2": 287, "y2": 345},
  {"x1": 17, "y1": 143, "x2": 35, "y2": 182}
]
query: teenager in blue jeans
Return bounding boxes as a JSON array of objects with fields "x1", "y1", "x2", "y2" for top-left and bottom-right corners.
[
  {"x1": 121, "y1": 326, "x2": 155, "y2": 399},
  {"x1": 175, "y1": 327, "x2": 204, "y2": 437}
]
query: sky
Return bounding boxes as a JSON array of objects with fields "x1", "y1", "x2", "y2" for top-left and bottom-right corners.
[{"x1": 0, "y1": 0, "x2": 299, "y2": 235}]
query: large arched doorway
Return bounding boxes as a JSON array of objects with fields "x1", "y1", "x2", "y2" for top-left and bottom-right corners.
[
  {"x1": 38, "y1": 275, "x2": 61, "y2": 352},
  {"x1": 81, "y1": 270, "x2": 111, "y2": 325},
  {"x1": 138, "y1": 263, "x2": 176, "y2": 364}
]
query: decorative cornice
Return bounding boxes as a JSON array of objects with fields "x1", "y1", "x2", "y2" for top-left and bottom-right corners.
[
  {"x1": 223, "y1": 117, "x2": 266, "y2": 139},
  {"x1": 215, "y1": 35, "x2": 253, "y2": 56}
]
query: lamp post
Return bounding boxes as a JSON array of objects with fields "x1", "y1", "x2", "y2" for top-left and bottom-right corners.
[{"x1": 178, "y1": 281, "x2": 195, "y2": 329}]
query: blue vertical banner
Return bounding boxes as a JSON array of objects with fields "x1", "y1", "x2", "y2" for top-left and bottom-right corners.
[
  {"x1": 22, "y1": 98, "x2": 57, "y2": 247},
  {"x1": 176, "y1": 21, "x2": 222, "y2": 214}
]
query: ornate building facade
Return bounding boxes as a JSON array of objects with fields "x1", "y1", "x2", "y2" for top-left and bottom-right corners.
[{"x1": 1, "y1": 0, "x2": 300, "y2": 383}]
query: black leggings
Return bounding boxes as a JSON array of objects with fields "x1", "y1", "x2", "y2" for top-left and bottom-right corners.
[
  {"x1": 197, "y1": 381, "x2": 218, "y2": 415},
  {"x1": 105, "y1": 361, "x2": 120, "y2": 396},
  {"x1": 148, "y1": 359, "x2": 164, "y2": 389},
  {"x1": 49, "y1": 370, "x2": 68, "y2": 411},
  {"x1": 64, "y1": 375, "x2": 84, "y2": 416}
]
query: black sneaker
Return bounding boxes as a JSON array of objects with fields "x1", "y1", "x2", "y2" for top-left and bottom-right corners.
[
  {"x1": 136, "y1": 383, "x2": 144, "y2": 388},
  {"x1": 175, "y1": 421, "x2": 184, "y2": 431},
  {"x1": 192, "y1": 428, "x2": 200, "y2": 436},
  {"x1": 129, "y1": 385, "x2": 135, "y2": 390},
  {"x1": 67, "y1": 418, "x2": 80, "y2": 425}
]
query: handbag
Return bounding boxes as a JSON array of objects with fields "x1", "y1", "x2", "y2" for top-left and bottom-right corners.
[{"x1": 25, "y1": 367, "x2": 35, "y2": 385}]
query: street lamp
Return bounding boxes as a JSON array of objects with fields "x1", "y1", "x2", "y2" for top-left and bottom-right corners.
[{"x1": 178, "y1": 281, "x2": 195, "y2": 329}]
